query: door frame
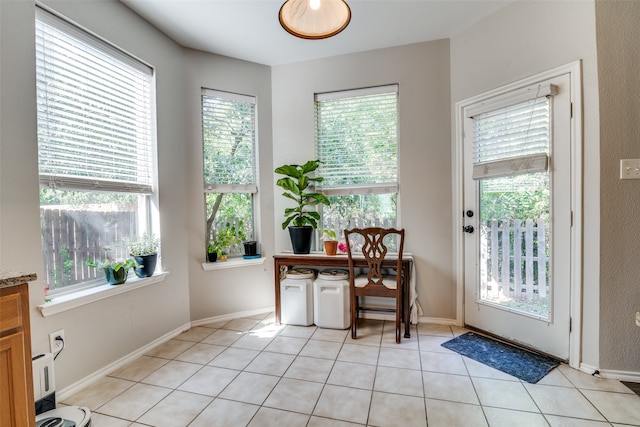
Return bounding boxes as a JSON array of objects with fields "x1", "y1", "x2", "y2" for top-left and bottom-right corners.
[{"x1": 452, "y1": 61, "x2": 583, "y2": 368}]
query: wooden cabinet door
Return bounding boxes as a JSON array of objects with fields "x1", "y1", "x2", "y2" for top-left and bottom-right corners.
[{"x1": 0, "y1": 331, "x2": 34, "y2": 426}]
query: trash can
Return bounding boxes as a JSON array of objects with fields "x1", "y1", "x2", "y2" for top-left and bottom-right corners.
[
  {"x1": 314, "y1": 269, "x2": 350, "y2": 329},
  {"x1": 281, "y1": 268, "x2": 315, "y2": 326}
]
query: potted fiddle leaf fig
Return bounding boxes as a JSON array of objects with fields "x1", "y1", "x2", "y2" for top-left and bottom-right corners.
[{"x1": 275, "y1": 160, "x2": 330, "y2": 254}]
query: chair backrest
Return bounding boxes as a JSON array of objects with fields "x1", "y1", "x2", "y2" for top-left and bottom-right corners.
[{"x1": 344, "y1": 227, "x2": 405, "y2": 288}]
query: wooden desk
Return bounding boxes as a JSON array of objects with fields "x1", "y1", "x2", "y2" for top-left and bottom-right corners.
[{"x1": 273, "y1": 252, "x2": 412, "y2": 338}]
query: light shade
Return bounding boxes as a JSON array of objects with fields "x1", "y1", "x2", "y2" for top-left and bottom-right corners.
[{"x1": 279, "y1": 0, "x2": 351, "y2": 40}]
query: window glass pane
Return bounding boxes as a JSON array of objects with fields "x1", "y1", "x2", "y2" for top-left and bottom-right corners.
[
  {"x1": 40, "y1": 189, "x2": 143, "y2": 290},
  {"x1": 202, "y1": 92, "x2": 256, "y2": 187},
  {"x1": 315, "y1": 87, "x2": 398, "y2": 188},
  {"x1": 205, "y1": 193, "x2": 254, "y2": 256},
  {"x1": 322, "y1": 193, "x2": 397, "y2": 246},
  {"x1": 478, "y1": 172, "x2": 550, "y2": 318}
]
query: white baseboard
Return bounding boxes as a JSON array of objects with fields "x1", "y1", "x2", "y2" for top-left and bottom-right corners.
[
  {"x1": 56, "y1": 306, "x2": 275, "y2": 401},
  {"x1": 418, "y1": 316, "x2": 458, "y2": 326},
  {"x1": 579, "y1": 363, "x2": 640, "y2": 383},
  {"x1": 56, "y1": 321, "x2": 191, "y2": 402},
  {"x1": 190, "y1": 306, "x2": 275, "y2": 327}
]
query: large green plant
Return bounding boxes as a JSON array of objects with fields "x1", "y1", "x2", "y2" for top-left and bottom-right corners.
[{"x1": 275, "y1": 160, "x2": 330, "y2": 229}]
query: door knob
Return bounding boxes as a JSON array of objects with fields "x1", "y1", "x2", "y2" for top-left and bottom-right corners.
[
  {"x1": 466, "y1": 210, "x2": 474, "y2": 217},
  {"x1": 463, "y1": 225, "x2": 474, "y2": 233}
]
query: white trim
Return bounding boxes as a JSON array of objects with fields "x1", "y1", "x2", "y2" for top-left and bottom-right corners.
[
  {"x1": 55, "y1": 321, "x2": 190, "y2": 402},
  {"x1": 202, "y1": 256, "x2": 266, "y2": 271},
  {"x1": 453, "y1": 61, "x2": 583, "y2": 368},
  {"x1": 315, "y1": 84, "x2": 398, "y2": 101},
  {"x1": 204, "y1": 183, "x2": 258, "y2": 193},
  {"x1": 201, "y1": 88, "x2": 255, "y2": 104},
  {"x1": 418, "y1": 316, "x2": 458, "y2": 326},
  {"x1": 465, "y1": 83, "x2": 557, "y2": 118},
  {"x1": 37, "y1": 273, "x2": 168, "y2": 317},
  {"x1": 191, "y1": 306, "x2": 275, "y2": 327},
  {"x1": 593, "y1": 368, "x2": 640, "y2": 383},
  {"x1": 320, "y1": 183, "x2": 399, "y2": 196}
]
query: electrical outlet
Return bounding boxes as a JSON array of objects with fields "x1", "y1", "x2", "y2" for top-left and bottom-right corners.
[
  {"x1": 49, "y1": 329, "x2": 65, "y2": 353},
  {"x1": 620, "y1": 159, "x2": 640, "y2": 179}
]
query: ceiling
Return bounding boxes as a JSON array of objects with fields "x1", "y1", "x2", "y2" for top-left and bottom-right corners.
[{"x1": 120, "y1": 0, "x2": 512, "y2": 66}]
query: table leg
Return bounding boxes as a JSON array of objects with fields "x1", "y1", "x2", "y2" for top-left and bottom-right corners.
[
  {"x1": 274, "y1": 260, "x2": 281, "y2": 324},
  {"x1": 404, "y1": 261, "x2": 411, "y2": 338}
]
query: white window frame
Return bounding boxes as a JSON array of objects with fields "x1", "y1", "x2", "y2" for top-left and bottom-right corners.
[
  {"x1": 314, "y1": 85, "x2": 399, "y2": 234},
  {"x1": 36, "y1": 6, "x2": 159, "y2": 295},
  {"x1": 201, "y1": 88, "x2": 259, "y2": 259}
]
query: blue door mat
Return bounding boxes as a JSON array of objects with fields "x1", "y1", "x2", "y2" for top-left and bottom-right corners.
[{"x1": 441, "y1": 332, "x2": 560, "y2": 383}]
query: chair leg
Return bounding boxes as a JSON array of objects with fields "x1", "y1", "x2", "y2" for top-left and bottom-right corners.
[{"x1": 351, "y1": 295, "x2": 358, "y2": 340}]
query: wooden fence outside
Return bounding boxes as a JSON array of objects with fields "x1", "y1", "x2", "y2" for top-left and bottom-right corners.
[
  {"x1": 41, "y1": 207, "x2": 138, "y2": 289},
  {"x1": 480, "y1": 218, "x2": 548, "y2": 303}
]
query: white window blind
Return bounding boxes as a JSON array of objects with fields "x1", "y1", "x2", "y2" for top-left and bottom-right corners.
[
  {"x1": 35, "y1": 8, "x2": 154, "y2": 194},
  {"x1": 315, "y1": 85, "x2": 398, "y2": 195},
  {"x1": 202, "y1": 89, "x2": 257, "y2": 193},
  {"x1": 470, "y1": 86, "x2": 555, "y2": 180}
]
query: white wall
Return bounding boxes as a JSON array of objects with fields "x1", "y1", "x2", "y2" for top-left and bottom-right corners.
[
  {"x1": 0, "y1": 0, "x2": 192, "y2": 389},
  {"x1": 272, "y1": 40, "x2": 456, "y2": 320},
  {"x1": 183, "y1": 49, "x2": 275, "y2": 322},
  {"x1": 450, "y1": 1, "x2": 601, "y2": 367}
]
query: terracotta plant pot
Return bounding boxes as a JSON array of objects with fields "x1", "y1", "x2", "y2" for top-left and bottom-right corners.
[{"x1": 324, "y1": 240, "x2": 338, "y2": 256}]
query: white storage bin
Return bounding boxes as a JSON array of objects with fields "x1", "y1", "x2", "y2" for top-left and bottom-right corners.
[
  {"x1": 281, "y1": 268, "x2": 315, "y2": 326},
  {"x1": 314, "y1": 269, "x2": 350, "y2": 329}
]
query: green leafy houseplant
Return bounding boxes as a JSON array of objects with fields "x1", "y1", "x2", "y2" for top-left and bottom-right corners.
[
  {"x1": 128, "y1": 233, "x2": 160, "y2": 256},
  {"x1": 275, "y1": 160, "x2": 330, "y2": 229},
  {"x1": 128, "y1": 233, "x2": 160, "y2": 278},
  {"x1": 86, "y1": 256, "x2": 137, "y2": 285},
  {"x1": 275, "y1": 160, "x2": 331, "y2": 254},
  {"x1": 320, "y1": 228, "x2": 339, "y2": 256}
]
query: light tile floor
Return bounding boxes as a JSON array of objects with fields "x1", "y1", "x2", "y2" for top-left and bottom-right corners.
[{"x1": 62, "y1": 313, "x2": 640, "y2": 427}]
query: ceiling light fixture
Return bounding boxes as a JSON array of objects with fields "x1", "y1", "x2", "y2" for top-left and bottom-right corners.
[{"x1": 279, "y1": 0, "x2": 351, "y2": 40}]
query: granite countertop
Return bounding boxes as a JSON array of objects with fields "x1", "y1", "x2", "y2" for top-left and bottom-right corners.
[{"x1": 0, "y1": 270, "x2": 37, "y2": 288}]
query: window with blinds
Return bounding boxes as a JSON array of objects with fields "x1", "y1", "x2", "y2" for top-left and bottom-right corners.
[
  {"x1": 314, "y1": 85, "x2": 399, "y2": 235},
  {"x1": 202, "y1": 89, "x2": 257, "y2": 193},
  {"x1": 35, "y1": 7, "x2": 157, "y2": 291},
  {"x1": 36, "y1": 8, "x2": 153, "y2": 193},
  {"x1": 469, "y1": 84, "x2": 556, "y2": 180},
  {"x1": 202, "y1": 89, "x2": 257, "y2": 257},
  {"x1": 315, "y1": 85, "x2": 398, "y2": 195}
]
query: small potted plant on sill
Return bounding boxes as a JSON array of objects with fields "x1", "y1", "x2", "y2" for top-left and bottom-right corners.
[
  {"x1": 207, "y1": 243, "x2": 221, "y2": 262},
  {"x1": 128, "y1": 233, "x2": 160, "y2": 278},
  {"x1": 214, "y1": 221, "x2": 247, "y2": 261},
  {"x1": 320, "y1": 228, "x2": 338, "y2": 256},
  {"x1": 86, "y1": 254, "x2": 137, "y2": 285},
  {"x1": 275, "y1": 160, "x2": 330, "y2": 254}
]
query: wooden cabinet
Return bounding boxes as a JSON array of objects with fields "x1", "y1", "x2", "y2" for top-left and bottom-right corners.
[{"x1": 0, "y1": 282, "x2": 36, "y2": 427}]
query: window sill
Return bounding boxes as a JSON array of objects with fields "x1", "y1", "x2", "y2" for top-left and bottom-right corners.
[
  {"x1": 37, "y1": 272, "x2": 168, "y2": 317},
  {"x1": 201, "y1": 256, "x2": 266, "y2": 271}
]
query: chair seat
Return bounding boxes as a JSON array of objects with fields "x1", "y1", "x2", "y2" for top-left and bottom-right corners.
[{"x1": 353, "y1": 274, "x2": 398, "y2": 289}]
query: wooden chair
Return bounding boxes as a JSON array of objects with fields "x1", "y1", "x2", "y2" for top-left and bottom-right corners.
[{"x1": 344, "y1": 227, "x2": 405, "y2": 343}]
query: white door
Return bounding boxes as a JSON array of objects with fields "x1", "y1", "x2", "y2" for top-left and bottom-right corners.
[{"x1": 462, "y1": 73, "x2": 572, "y2": 360}]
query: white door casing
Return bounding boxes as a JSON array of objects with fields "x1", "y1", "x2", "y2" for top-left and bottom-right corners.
[{"x1": 453, "y1": 61, "x2": 583, "y2": 365}]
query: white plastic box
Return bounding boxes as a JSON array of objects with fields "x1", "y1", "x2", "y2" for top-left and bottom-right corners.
[
  {"x1": 314, "y1": 269, "x2": 350, "y2": 329},
  {"x1": 280, "y1": 268, "x2": 315, "y2": 326}
]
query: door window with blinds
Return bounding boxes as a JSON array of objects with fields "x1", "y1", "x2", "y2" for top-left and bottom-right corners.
[
  {"x1": 466, "y1": 83, "x2": 556, "y2": 318},
  {"x1": 315, "y1": 85, "x2": 398, "y2": 240},
  {"x1": 202, "y1": 89, "x2": 257, "y2": 257},
  {"x1": 36, "y1": 8, "x2": 156, "y2": 291}
]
